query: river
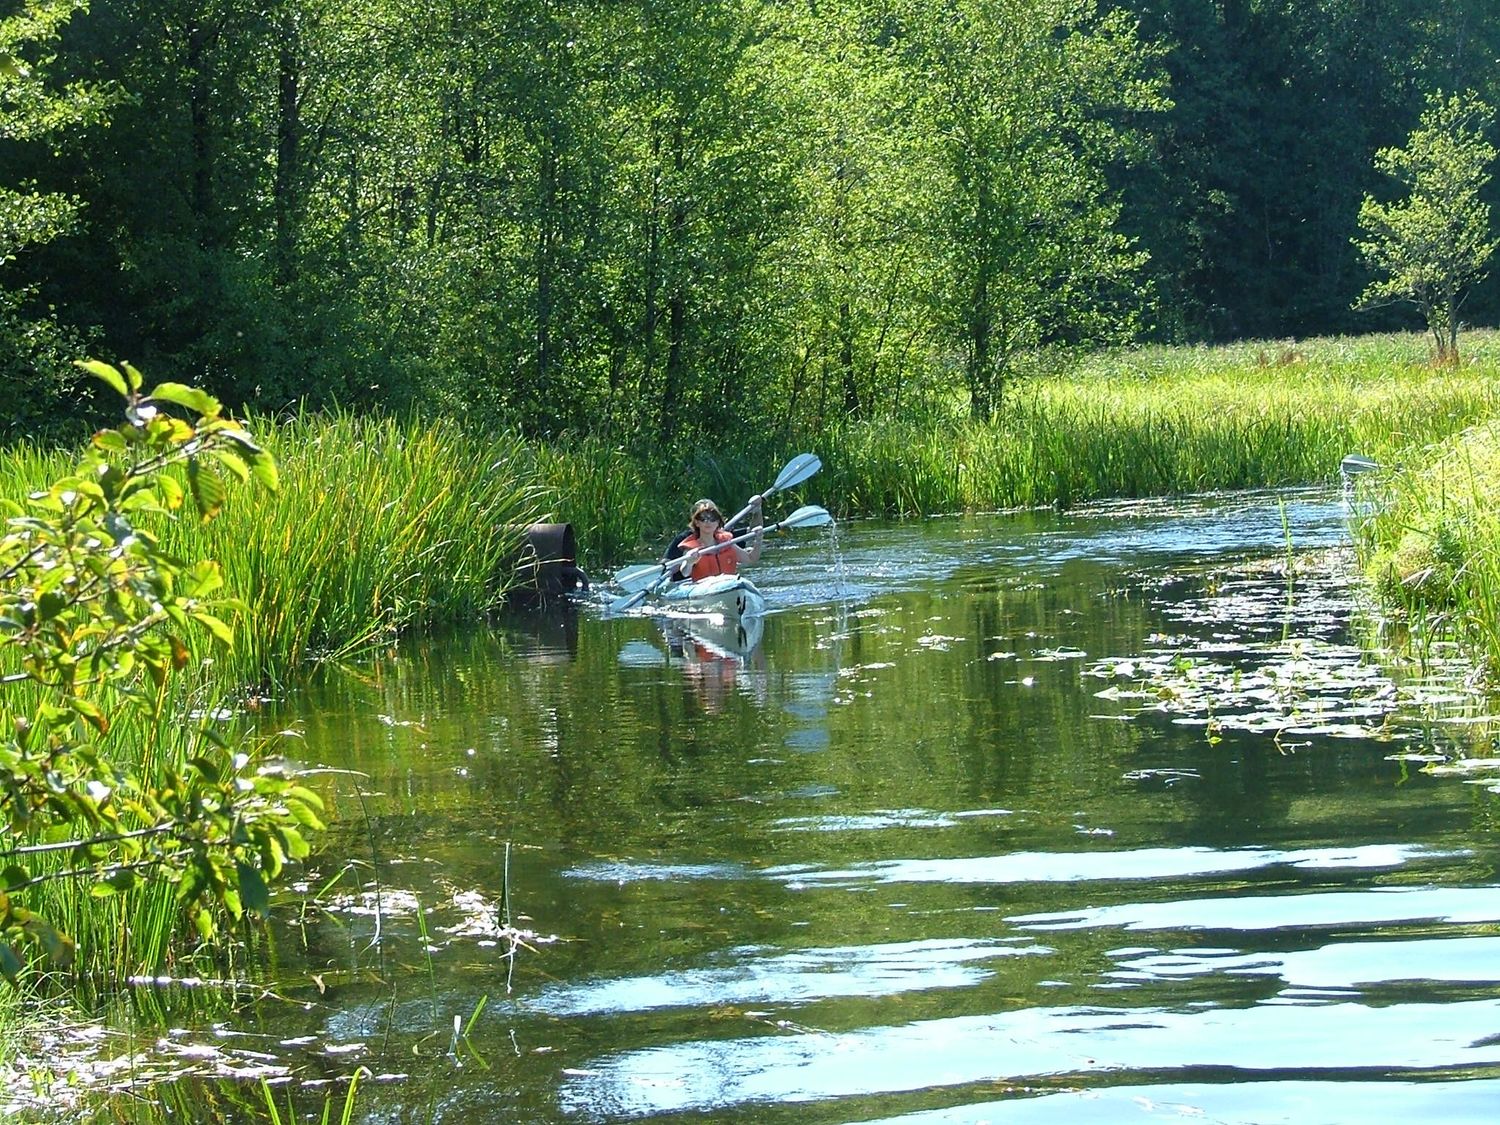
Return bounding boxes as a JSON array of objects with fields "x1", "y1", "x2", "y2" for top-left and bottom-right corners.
[{"x1": 52, "y1": 487, "x2": 1500, "y2": 1122}]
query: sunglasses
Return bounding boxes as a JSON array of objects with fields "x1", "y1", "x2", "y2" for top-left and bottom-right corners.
[{"x1": 696, "y1": 512, "x2": 721, "y2": 523}]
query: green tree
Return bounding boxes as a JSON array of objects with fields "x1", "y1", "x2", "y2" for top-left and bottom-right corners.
[
  {"x1": 0, "y1": 0, "x2": 115, "y2": 437},
  {"x1": 890, "y1": 0, "x2": 1166, "y2": 420},
  {"x1": 1354, "y1": 90, "x2": 1498, "y2": 361}
]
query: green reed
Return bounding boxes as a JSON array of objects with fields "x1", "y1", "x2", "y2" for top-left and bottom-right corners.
[
  {"x1": 1351, "y1": 418, "x2": 1500, "y2": 678},
  {"x1": 146, "y1": 410, "x2": 547, "y2": 685},
  {"x1": 817, "y1": 336, "x2": 1500, "y2": 515},
  {"x1": 0, "y1": 675, "x2": 259, "y2": 994}
]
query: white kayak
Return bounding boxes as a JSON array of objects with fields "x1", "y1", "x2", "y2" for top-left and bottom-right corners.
[{"x1": 653, "y1": 574, "x2": 766, "y2": 624}]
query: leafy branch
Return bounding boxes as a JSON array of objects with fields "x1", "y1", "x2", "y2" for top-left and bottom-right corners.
[{"x1": 0, "y1": 360, "x2": 318, "y2": 982}]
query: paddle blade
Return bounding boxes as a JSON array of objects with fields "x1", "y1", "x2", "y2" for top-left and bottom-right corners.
[
  {"x1": 776, "y1": 504, "x2": 832, "y2": 530},
  {"x1": 770, "y1": 453, "x2": 821, "y2": 494},
  {"x1": 607, "y1": 587, "x2": 651, "y2": 614},
  {"x1": 613, "y1": 563, "x2": 665, "y2": 593}
]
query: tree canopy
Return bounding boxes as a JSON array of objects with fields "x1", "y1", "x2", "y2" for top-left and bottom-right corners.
[
  {"x1": 1354, "y1": 90, "x2": 1498, "y2": 361},
  {"x1": 2, "y1": 0, "x2": 1499, "y2": 439}
]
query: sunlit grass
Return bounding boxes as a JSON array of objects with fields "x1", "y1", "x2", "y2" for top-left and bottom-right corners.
[
  {"x1": 1352, "y1": 418, "x2": 1500, "y2": 677},
  {"x1": 820, "y1": 334, "x2": 1500, "y2": 514},
  {"x1": 146, "y1": 411, "x2": 546, "y2": 685}
]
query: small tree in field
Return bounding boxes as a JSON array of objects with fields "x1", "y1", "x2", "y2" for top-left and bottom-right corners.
[{"x1": 1354, "y1": 91, "x2": 1498, "y2": 363}]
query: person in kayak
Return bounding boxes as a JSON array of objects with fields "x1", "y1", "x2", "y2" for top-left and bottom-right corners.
[{"x1": 673, "y1": 496, "x2": 763, "y2": 581}]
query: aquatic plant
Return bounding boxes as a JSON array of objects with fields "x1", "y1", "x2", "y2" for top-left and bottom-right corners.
[
  {"x1": 1352, "y1": 417, "x2": 1500, "y2": 681},
  {"x1": 145, "y1": 410, "x2": 548, "y2": 685}
]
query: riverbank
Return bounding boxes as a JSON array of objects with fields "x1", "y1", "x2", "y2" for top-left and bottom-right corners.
[
  {"x1": 4, "y1": 332, "x2": 1498, "y2": 681},
  {"x1": 1350, "y1": 415, "x2": 1500, "y2": 679}
]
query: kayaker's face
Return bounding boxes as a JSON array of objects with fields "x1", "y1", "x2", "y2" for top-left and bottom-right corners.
[{"x1": 695, "y1": 512, "x2": 720, "y2": 532}]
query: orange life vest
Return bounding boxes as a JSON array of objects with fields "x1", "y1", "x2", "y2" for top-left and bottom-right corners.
[{"x1": 681, "y1": 529, "x2": 737, "y2": 580}]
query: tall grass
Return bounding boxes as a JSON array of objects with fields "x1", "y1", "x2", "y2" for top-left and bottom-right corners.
[
  {"x1": 819, "y1": 335, "x2": 1500, "y2": 514},
  {"x1": 1, "y1": 414, "x2": 548, "y2": 686},
  {"x1": 149, "y1": 411, "x2": 547, "y2": 685},
  {"x1": 1351, "y1": 419, "x2": 1500, "y2": 677}
]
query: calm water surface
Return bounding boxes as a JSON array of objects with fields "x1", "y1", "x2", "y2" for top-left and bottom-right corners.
[{"x1": 137, "y1": 490, "x2": 1500, "y2": 1121}]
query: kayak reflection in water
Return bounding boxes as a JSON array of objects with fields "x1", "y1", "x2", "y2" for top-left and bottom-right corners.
[{"x1": 662, "y1": 620, "x2": 767, "y2": 713}]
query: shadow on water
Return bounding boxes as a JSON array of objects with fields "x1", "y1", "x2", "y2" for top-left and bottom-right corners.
[{"x1": 18, "y1": 487, "x2": 1500, "y2": 1123}]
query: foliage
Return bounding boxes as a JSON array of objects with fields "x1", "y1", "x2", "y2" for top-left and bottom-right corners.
[
  {"x1": 816, "y1": 331, "x2": 1500, "y2": 514},
  {"x1": 0, "y1": 0, "x2": 116, "y2": 434},
  {"x1": 0, "y1": 362, "x2": 320, "y2": 981},
  {"x1": 144, "y1": 410, "x2": 548, "y2": 684},
  {"x1": 1354, "y1": 90, "x2": 1499, "y2": 360},
  {"x1": 0, "y1": 0, "x2": 114, "y2": 263},
  {"x1": 1353, "y1": 417, "x2": 1500, "y2": 678},
  {"x1": 882, "y1": 0, "x2": 1167, "y2": 419}
]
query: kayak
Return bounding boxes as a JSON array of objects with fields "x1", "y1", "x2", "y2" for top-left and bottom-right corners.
[{"x1": 653, "y1": 574, "x2": 766, "y2": 624}]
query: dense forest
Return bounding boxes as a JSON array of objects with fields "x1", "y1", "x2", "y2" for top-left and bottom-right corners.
[{"x1": 3, "y1": 0, "x2": 1498, "y2": 444}]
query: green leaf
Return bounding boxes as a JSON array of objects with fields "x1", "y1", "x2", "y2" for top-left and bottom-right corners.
[
  {"x1": 279, "y1": 826, "x2": 311, "y2": 860},
  {"x1": 23, "y1": 918, "x2": 75, "y2": 967},
  {"x1": 287, "y1": 801, "x2": 326, "y2": 831},
  {"x1": 286, "y1": 786, "x2": 325, "y2": 813},
  {"x1": 0, "y1": 941, "x2": 21, "y2": 981},
  {"x1": 186, "y1": 460, "x2": 226, "y2": 522},
  {"x1": 213, "y1": 448, "x2": 250, "y2": 484},
  {"x1": 76, "y1": 360, "x2": 127, "y2": 397},
  {"x1": 191, "y1": 612, "x2": 234, "y2": 646},
  {"x1": 189, "y1": 755, "x2": 222, "y2": 784},
  {"x1": 236, "y1": 861, "x2": 271, "y2": 917},
  {"x1": 149, "y1": 382, "x2": 222, "y2": 417},
  {"x1": 157, "y1": 472, "x2": 184, "y2": 510},
  {"x1": 72, "y1": 697, "x2": 109, "y2": 735},
  {"x1": 1, "y1": 866, "x2": 29, "y2": 892},
  {"x1": 92, "y1": 428, "x2": 128, "y2": 453},
  {"x1": 248, "y1": 450, "x2": 280, "y2": 492}
]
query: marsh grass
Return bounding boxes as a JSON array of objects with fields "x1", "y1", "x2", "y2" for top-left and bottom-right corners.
[
  {"x1": 0, "y1": 677, "x2": 252, "y2": 992},
  {"x1": 1352, "y1": 418, "x2": 1500, "y2": 677},
  {"x1": 820, "y1": 333, "x2": 1500, "y2": 514},
  {"x1": 148, "y1": 411, "x2": 547, "y2": 685}
]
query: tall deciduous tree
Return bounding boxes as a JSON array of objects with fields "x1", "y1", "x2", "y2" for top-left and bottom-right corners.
[
  {"x1": 1354, "y1": 90, "x2": 1498, "y2": 361},
  {"x1": 0, "y1": 0, "x2": 115, "y2": 435},
  {"x1": 890, "y1": 0, "x2": 1165, "y2": 419},
  {"x1": 775, "y1": 1, "x2": 937, "y2": 429}
]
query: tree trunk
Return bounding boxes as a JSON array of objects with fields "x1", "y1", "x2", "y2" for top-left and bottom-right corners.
[
  {"x1": 839, "y1": 300, "x2": 859, "y2": 416},
  {"x1": 274, "y1": 7, "x2": 301, "y2": 288},
  {"x1": 187, "y1": 18, "x2": 213, "y2": 247}
]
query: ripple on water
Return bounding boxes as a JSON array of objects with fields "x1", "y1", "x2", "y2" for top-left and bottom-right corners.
[{"x1": 556, "y1": 999, "x2": 1500, "y2": 1118}]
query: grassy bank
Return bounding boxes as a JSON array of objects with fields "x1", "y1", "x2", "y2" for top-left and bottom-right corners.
[
  {"x1": 817, "y1": 332, "x2": 1500, "y2": 515},
  {"x1": 1351, "y1": 418, "x2": 1500, "y2": 678},
  {"x1": 2, "y1": 411, "x2": 549, "y2": 688},
  {"x1": 4, "y1": 332, "x2": 1497, "y2": 670}
]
